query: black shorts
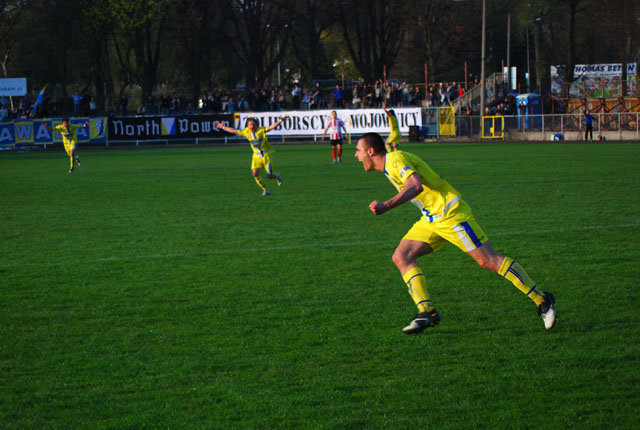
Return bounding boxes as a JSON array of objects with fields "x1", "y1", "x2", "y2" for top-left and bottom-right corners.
[{"x1": 330, "y1": 139, "x2": 343, "y2": 146}]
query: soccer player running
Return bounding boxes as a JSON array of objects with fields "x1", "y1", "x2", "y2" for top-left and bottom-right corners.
[
  {"x1": 44, "y1": 117, "x2": 89, "y2": 173},
  {"x1": 383, "y1": 104, "x2": 401, "y2": 151},
  {"x1": 354, "y1": 132, "x2": 556, "y2": 334},
  {"x1": 322, "y1": 110, "x2": 348, "y2": 163},
  {"x1": 215, "y1": 116, "x2": 285, "y2": 196}
]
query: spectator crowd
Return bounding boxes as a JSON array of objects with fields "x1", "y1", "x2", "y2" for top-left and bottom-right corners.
[{"x1": 0, "y1": 75, "x2": 522, "y2": 120}]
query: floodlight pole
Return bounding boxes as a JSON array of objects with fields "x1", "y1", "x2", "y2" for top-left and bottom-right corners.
[
  {"x1": 277, "y1": 38, "x2": 281, "y2": 87},
  {"x1": 526, "y1": 27, "x2": 530, "y2": 93},
  {"x1": 506, "y1": 8, "x2": 511, "y2": 93},
  {"x1": 480, "y1": 0, "x2": 486, "y2": 116}
]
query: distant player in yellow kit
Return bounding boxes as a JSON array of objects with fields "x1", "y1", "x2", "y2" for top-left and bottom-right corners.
[
  {"x1": 354, "y1": 132, "x2": 556, "y2": 334},
  {"x1": 44, "y1": 117, "x2": 89, "y2": 173},
  {"x1": 383, "y1": 104, "x2": 401, "y2": 152},
  {"x1": 215, "y1": 116, "x2": 286, "y2": 196}
]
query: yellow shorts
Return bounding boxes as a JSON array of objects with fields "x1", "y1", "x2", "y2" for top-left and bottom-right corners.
[
  {"x1": 251, "y1": 152, "x2": 273, "y2": 173},
  {"x1": 63, "y1": 142, "x2": 76, "y2": 156},
  {"x1": 403, "y1": 205, "x2": 488, "y2": 253}
]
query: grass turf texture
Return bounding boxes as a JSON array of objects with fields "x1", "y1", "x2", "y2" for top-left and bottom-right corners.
[{"x1": 1, "y1": 142, "x2": 639, "y2": 428}]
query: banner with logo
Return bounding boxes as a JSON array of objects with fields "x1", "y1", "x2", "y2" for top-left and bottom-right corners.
[
  {"x1": 235, "y1": 108, "x2": 422, "y2": 136},
  {"x1": 551, "y1": 63, "x2": 637, "y2": 97},
  {"x1": 0, "y1": 117, "x2": 107, "y2": 147},
  {"x1": 108, "y1": 114, "x2": 233, "y2": 141},
  {"x1": 0, "y1": 78, "x2": 27, "y2": 96}
]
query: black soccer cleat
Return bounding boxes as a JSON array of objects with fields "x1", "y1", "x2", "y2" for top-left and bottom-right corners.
[
  {"x1": 537, "y1": 291, "x2": 556, "y2": 330},
  {"x1": 402, "y1": 309, "x2": 440, "y2": 334}
]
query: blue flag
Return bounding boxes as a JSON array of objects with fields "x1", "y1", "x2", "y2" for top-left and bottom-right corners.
[{"x1": 32, "y1": 85, "x2": 46, "y2": 114}]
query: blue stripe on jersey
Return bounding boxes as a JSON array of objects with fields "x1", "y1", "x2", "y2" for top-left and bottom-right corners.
[
  {"x1": 460, "y1": 221, "x2": 482, "y2": 248},
  {"x1": 399, "y1": 166, "x2": 411, "y2": 177}
]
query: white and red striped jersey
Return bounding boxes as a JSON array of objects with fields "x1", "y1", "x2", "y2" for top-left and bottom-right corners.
[{"x1": 327, "y1": 117, "x2": 345, "y2": 140}]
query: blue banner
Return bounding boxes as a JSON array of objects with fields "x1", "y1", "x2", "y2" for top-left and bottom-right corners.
[{"x1": 0, "y1": 117, "x2": 107, "y2": 147}]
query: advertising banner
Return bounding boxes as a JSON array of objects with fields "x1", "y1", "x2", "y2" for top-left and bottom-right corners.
[
  {"x1": 108, "y1": 114, "x2": 233, "y2": 141},
  {"x1": 0, "y1": 117, "x2": 107, "y2": 147},
  {"x1": 438, "y1": 106, "x2": 455, "y2": 136},
  {"x1": 0, "y1": 78, "x2": 27, "y2": 96},
  {"x1": 551, "y1": 63, "x2": 637, "y2": 97},
  {"x1": 235, "y1": 108, "x2": 422, "y2": 136}
]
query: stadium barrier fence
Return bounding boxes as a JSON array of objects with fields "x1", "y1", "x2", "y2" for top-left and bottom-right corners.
[{"x1": 2, "y1": 110, "x2": 639, "y2": 150}]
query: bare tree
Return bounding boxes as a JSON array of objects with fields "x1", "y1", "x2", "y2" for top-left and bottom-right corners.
[
  {"x1": 223, "y1": 0, "x2": 294, "y2": 88},
  {"x1": 290, "y1": 0, "x2": 333, "y2": 83},
  {"x1": 110, "y1": 0, "x2": 170, "y2": 106},
  {"x1": 170, "y1": 0, "x2": 225, "y2": 102},
  {"x1": 331, "y1": 0, "x2": 407, "y2": 81}
]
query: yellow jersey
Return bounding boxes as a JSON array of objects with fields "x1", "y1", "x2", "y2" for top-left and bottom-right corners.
[
  {"x1": 384, "y1": 150, "x2": 465, "y2": 222},
  {"x1": 237, "y1": 127, "x2": 274, "y2": 157},
  {"x1": 53, "y1": 124, "x2": 82, "y2": 145},
  {"x1": 389, "y1": 115, "x2": 400, "y2": 134}
]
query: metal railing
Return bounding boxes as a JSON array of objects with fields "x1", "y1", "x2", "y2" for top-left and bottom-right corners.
[{"x1": 440, "y1": 111, "x2": 640, "y2": 140}]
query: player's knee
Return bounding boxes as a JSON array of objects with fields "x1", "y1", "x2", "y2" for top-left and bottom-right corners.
[
  {"x1": 392, "y1": 248, "x2": 414, "y2": 269},
  {"x1": 475, "y1": 257, "x2": 493, "y2": 270},
  {"x1": 475, "y1": 254, "x2": 501, "y2": 272}
]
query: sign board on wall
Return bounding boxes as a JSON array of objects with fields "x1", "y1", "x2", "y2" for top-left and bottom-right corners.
[{"x1": 0, "y1": 78, "x2": 27, "y2": 96}]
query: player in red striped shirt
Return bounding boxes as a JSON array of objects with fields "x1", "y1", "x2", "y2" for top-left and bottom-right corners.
[{"x1": 322, "y1": 110, "x2": 348, "y2": 163}]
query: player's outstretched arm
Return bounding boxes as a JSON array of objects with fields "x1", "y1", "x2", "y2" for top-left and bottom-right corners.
[
  {"x1": 215, "y1": 121, "x2": 239, "y2": 135},
  {"x1": 265, "y1": 115, "x2": 287, "y2": 132}
]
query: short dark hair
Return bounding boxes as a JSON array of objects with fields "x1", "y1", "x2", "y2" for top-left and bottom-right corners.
[
  {"x1": 62, "y1": 117, "x2": 69, "y2": 122},
  {"x1": 360, "y1": 132, "x2": 387, "y2": 155},
  {"x1": 388, "y1": 109, "x2": 396, "y2": 116}
]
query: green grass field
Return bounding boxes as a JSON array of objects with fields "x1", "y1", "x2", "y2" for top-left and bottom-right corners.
[{"x1": 1, "y1": 142, "x2": 639, "y2": 428}]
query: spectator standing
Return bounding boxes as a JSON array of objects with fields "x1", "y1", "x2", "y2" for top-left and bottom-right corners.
[
  {"x1": 352, "y1": 83, "x2": 361, "y2": 108},
  {"x1": 161, "y1": 93, "x2": 170, "y2": 114},
  {"x1": 301, "y1": 90, "x2": 310, "y2": 110},
  {"x1": 291, "y1": 84, "x2": 301, "y2": 109},
  {"x1": 375, "y1": 79, "x2": 383, "y2": 107},
  {"x1": 384, "y1": 83, "x2": 393, "y2": 107},
  {"x1": 313, "y1": 82, "x2": 324, "y2": 108},
  {"x1": 0, "y1": 104, "x2": 8, "y2": 122},
  {"x1": 362, "y1": 84, "x2": 373, "y2": 108},
  {"x1": 238, "y1": 96, "x2": 249, "y2": 112},
  {"x1": 171, "y1": 92, "x2": 181, "y2": 113},
  {"x1": 333, "y1": 84, "x2": 345, "y2": 108},
  {"x1": 71, "y1": 93, "x2": 82, "y2": 115},
  {"x1": 518, "y1": 101, "x2": 526, "y2": 131},
  {"x1": 584, "y1": 110, "x2": 594, "y2": 141},
  {"x1": 402, "y1": 82, "x2": 410, "y2": 106}
]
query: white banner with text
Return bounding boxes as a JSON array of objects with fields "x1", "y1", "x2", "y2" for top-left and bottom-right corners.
[{"x1": 232, "y1": 108, "x2": 422, "y2": 136}]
